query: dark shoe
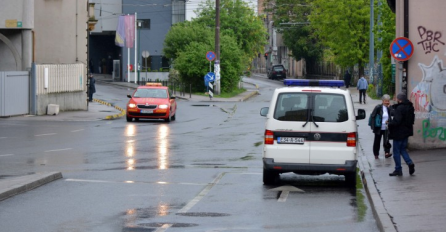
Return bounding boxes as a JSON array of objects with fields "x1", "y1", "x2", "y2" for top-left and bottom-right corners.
[
  {"x1": 385, "y1": 153, "x2": 392, "y2": 158},
  {"x1": 409, "y1": 163, "x2": 415, "y2": 175},
  {"x1": 389, "y1": 170, "x2": 403, "y2": 176},
  {"x1": 374, "y1": 155, "x2": 379, "y2": 159}
]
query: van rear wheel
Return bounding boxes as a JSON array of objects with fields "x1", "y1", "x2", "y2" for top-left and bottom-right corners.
[
  {"x1": 263, "y1": 169, "x2": 278, "y2": 185},
  {"x1": 345, "y1": 172, "x2": 357, "y2": 188}
]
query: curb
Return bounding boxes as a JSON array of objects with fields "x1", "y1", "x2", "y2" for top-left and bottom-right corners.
[
  {"x1": 0, "y1": 172, "x2": 63, "y2": 202},
  {"x1": 358, "y1": 148, "x2": 397, "y2": 232},
  {"x1": 92, "y1": 99, "x2": 126, "y2": 120},
  {"x1": 240, "y1": 91, "x2": 259, "y2": 102}
]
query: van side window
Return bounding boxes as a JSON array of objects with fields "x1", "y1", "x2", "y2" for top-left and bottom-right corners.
[
  {"x1": 274, "y1": 93, "x2": 308, "y2": 121},
  {"x1": 313, "y1": 94, "x2": 348, "y2": 122}
]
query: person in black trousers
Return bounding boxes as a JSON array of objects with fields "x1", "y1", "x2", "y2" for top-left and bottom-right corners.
[
  {"x1": 370, "y1": 94, "x2": 392, "y2": 159},
  {"x1": 343, "y1": 70, "x2": 352, "y2": 88},
  {"x1": 88, "y1": 74, "x2": 96, "y2": 102}
]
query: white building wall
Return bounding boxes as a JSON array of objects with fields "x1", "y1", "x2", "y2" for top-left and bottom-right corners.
[{"x1": 91, "y1": 0, "x2": 122, "y2": 33}]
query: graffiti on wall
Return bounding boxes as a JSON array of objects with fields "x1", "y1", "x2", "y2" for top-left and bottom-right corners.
[
  {"x1": 417, "y1": 26, "x2": 445, "y2": 54},
  {"x1": 411, "y1": 55, "x2": 446, "y2": 142}
]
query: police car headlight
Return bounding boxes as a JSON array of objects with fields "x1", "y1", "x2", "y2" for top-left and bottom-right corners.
[
  {"x1": 128, "y1": 103, "x2": 137, "y2": 108},
  {"x1": 159, "y1": 104, "x2": 169, "y2": 109}
]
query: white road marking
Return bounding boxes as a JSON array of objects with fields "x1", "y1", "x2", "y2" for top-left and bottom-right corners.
[
  {"x1": 35, "y1": 133, "x2": 56, "y2": 137},
  {"x1": 71, "y1": 129, "x2": 84, "y2": 132},
  {"x1": 0, "y1": 154, "x2": 14, "y2": 157},
  {"x1": 45, "y1": 148, "x2": 73, "y2": 153},
  {"x1": 155, "y1": 172, "x2": 225, "y2": 232},
  {"x1": 278, "y1": 191, "x2": 290, "y2": 202}
]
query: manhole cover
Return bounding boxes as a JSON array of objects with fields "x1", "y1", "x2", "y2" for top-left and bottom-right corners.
[
  {"x1": 137, "y1": 222, "x2": 198, "y2": 228},
  {"x1": 176, "y1": 212, "x2": 230, "y2": 217}
]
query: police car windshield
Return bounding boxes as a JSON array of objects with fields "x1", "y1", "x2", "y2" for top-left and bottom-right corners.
[
  {"x1": 274, "y1": 93, "x2": 348, "y2": 122},
  {"x1": 133, "y1": 89, "x2": 167, "y2": 98}
]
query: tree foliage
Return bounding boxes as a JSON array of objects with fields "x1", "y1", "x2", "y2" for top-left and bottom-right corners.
[
  {"x1": 163, "y1": 0, "x2": 266, "y2": 94},
  {"x1": 264, "y1": 0, "x2": 322, "y2": 63},
  {"x1": 375, "y1": 0, "x2": 396, "y2": 95},
  {"x1": 195, "y1": 0, "x2": 267, "y2": 63},
  {"x1": 307, "y1": 0, "x2": 370, "y2": 76}
]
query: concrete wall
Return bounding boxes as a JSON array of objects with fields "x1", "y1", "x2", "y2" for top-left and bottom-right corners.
[
  {"x1": 34, "y1": 0, "x2": 88, "y2": 64},
  {"x1": 0, "y1": 0, "x2": 34, "y2": 29},
  {"x1": 36, "y1": 92, "x2": 87, "y2": 115},
  {"x1": 395, "y1": 0, "x2": 446, "y2": 149}
]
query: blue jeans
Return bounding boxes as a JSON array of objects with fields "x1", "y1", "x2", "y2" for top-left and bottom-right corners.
[{"x1": 392, "y1": 138, "x2": 413, "y2": 172}]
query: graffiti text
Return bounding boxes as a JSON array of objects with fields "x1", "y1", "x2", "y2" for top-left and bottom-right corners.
[
  {"x1": 417, "y1": 26, "x2": 445, "y2": 54},
  {"x1": 421, "y1": 119, "x2": 446, "y2": 141}
]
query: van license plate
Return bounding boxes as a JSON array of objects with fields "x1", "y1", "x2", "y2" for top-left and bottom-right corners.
[{"x1": 278, "y1": 137, "x2": 305, "y2": 144}]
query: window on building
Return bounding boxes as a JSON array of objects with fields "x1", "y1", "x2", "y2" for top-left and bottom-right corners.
[
  {"x1": 138, "y1": 19, "x2": 150, "y2": 30},
  {"x1": 172, "y1": 0, "x2": 185, "y2": 24}
]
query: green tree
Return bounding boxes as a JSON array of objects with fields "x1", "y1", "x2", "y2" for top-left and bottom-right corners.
[
  {"x1": 264, "y1": 0, "x2": 322, "y2": 63},
  {"x1": 375, "y1": 0, "x2": 396, "y2": 95},
  {"x1": 163, "y1": 21, "x2": 213, "y2": 60},
  {"x1": 195, "y1": 0, "x2": 268, "y2": 63},
  {"x1": 307, "y1": 0, "x2": 370, "y2": 76},
  {"x1": 174, "y1": 34, "x2": 244, "y2": 93}
]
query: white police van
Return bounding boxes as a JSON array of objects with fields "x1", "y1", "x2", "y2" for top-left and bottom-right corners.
[{"x1": 260, "y1": 79, "x2": 366, "y2": 187}]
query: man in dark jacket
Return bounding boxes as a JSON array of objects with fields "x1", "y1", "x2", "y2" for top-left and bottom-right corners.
[
  {"x1": 343, "y1": 70, "x2": 352, "y2": 88},
  {"x1": 88, "y1": 74, "x2": 96, "y2": 102},
  {"x1": 388, "y1": 93, "x2": 415, "y2": 176}
]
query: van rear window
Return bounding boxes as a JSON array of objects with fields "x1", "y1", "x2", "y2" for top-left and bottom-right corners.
[
  {"x1": 313, "y1": 94, "x2": 348, "y2": 122},
  {"x1": 274, "y1": 93, "x2": 309, "y2": 121},
  {"x1": 274, "y1": 93, "x2": 348, "y2": 122}
]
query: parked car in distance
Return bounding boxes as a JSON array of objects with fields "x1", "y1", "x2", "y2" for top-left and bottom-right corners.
[
  {"x1": 268, "y1": 65, "x2": 287, "y2": 80},
  {"x1": 126, "y1": 83, "x2": 177, "y2": 122}
]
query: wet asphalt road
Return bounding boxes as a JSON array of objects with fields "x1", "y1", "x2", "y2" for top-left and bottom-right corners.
[{"x1": 0, "y1": 76, "x2": 379, "y2": 232}]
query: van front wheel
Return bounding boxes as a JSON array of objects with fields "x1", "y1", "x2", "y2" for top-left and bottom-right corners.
[{"x1": 263, "y1": 169, "x2": 278, "y2": 185}]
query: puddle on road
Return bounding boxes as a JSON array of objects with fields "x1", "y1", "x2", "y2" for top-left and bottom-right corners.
[{"x1": 176, "y1": 212, "x2": 230, "y2": 217}]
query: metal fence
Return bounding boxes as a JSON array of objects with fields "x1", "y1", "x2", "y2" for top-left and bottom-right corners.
[
  {"x1": 35, "y1": 64, "x2": 85, "y2": 95},
  {"x1": 137, "y1": 80, "x2": 191, "y2": 98}
]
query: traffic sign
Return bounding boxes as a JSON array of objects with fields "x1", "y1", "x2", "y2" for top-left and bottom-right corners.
[
  {"x1": 390, "y1": 37, "x2": 414, "y2": 62},
  {"x1": 142, "y1": 51, "x2": 150, "y2": 58},
  {"x1": 205, "y1": 72, "x2": 215, "y2": 83},
  {"x1": 206, "y1": 51, "x2": 216, "y2": 61}
]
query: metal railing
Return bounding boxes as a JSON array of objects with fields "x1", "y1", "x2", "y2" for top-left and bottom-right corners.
[{"x1": 137, "y1": 80, "x2": 192, "y2": 98}]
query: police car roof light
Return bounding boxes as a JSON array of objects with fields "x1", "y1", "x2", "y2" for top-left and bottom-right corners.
[
  {"x1": 146, "y1": 83, "x2": 163, "y2": 86},
  {"x1": 284, "y1": 79, "x2": 345, "y2": 87}
]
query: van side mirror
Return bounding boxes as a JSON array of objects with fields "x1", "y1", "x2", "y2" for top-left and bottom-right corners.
[
  {"x1": 260, "y1": 107, "x2": 269, "y2": 116},
  {"x1": 356, "y1": 109, "x2": 366, "y2": 120},
  {"x1": 127, "y1": 94, "x2": 132, "y2": 98},
  {"x1": 170, "y1": 96, "x2": 176, "y2": 99}
]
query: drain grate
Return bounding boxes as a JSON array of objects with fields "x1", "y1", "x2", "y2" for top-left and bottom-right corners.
[{"x1": 176, "y1": 212, "x2": 230, "y2": 217}]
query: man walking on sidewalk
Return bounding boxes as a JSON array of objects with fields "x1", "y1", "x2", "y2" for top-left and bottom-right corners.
[
  {"x1": 357, "y1": 76, "x2": 368, "y2": 104},
  {"x1": 388, "y1": 93, "x2": 416, "y2": 176}
]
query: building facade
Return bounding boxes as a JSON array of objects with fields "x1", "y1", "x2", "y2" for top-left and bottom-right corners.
[{"x1": 393, "y1": 0, "x2": 446, "y2": 149}]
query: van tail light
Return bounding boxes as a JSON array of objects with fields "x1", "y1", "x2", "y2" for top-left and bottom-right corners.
[
  {"x1": 347, "y1": 132, "x2": 356, "y2": 147},
  {"x1": 265, "y1": 130, "x2": 274, "y2": 145}
]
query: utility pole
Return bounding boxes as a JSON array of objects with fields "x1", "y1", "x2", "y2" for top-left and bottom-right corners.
[
  {"x1": 369, "y1": 0, "x2": 374, "y2": 84},
  {"x1": 215, "y1": 0, "x2": 221, "y2": 94}
]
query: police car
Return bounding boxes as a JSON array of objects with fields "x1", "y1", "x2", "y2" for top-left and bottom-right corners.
[
  {"x1": 126, "y1": 83, "x2": 177, "y2": 122},
  {"x1": 260, "y1": 79, "x2": 366, "y2": 187}
]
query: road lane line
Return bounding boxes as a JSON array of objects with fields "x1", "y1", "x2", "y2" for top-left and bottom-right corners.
[
  {"x1": 45, "y1": 148, "x2": 73, "y2": 153},
  {"x1": 155, "y1": 172, "x2": 225, "y2": 232},
  {"x1": 71, "y1": 129, "x2": 84, "y2": 132},
  {"x1": 65, "y1": 178, "x2": 207, "y2": 186},
  {"x1": 0, "y1": 154, "x2": 14, "y2": 157},
  {"x1": 278, "y1": 191, "x2": 289, "y2": 202},
  {"x1": 35, "y1": 133, "x2": 57, "y2": 137}
]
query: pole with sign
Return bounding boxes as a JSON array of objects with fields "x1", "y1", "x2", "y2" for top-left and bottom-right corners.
[
  {"x1": 142, "y1": 51, "x2": 150, "y2": 82},
  {"x1": 390, "y1": 37, "x2": 414, "y2": 95}
]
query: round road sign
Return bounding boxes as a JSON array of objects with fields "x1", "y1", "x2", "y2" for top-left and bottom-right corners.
[{"x1": 390, "y1": 37, "x2": 414, "y2": 62}]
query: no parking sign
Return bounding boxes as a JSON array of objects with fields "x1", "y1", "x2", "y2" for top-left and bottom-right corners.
[{"x1": 390, "y1": 37, "x2": 414, "y2": 62}]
